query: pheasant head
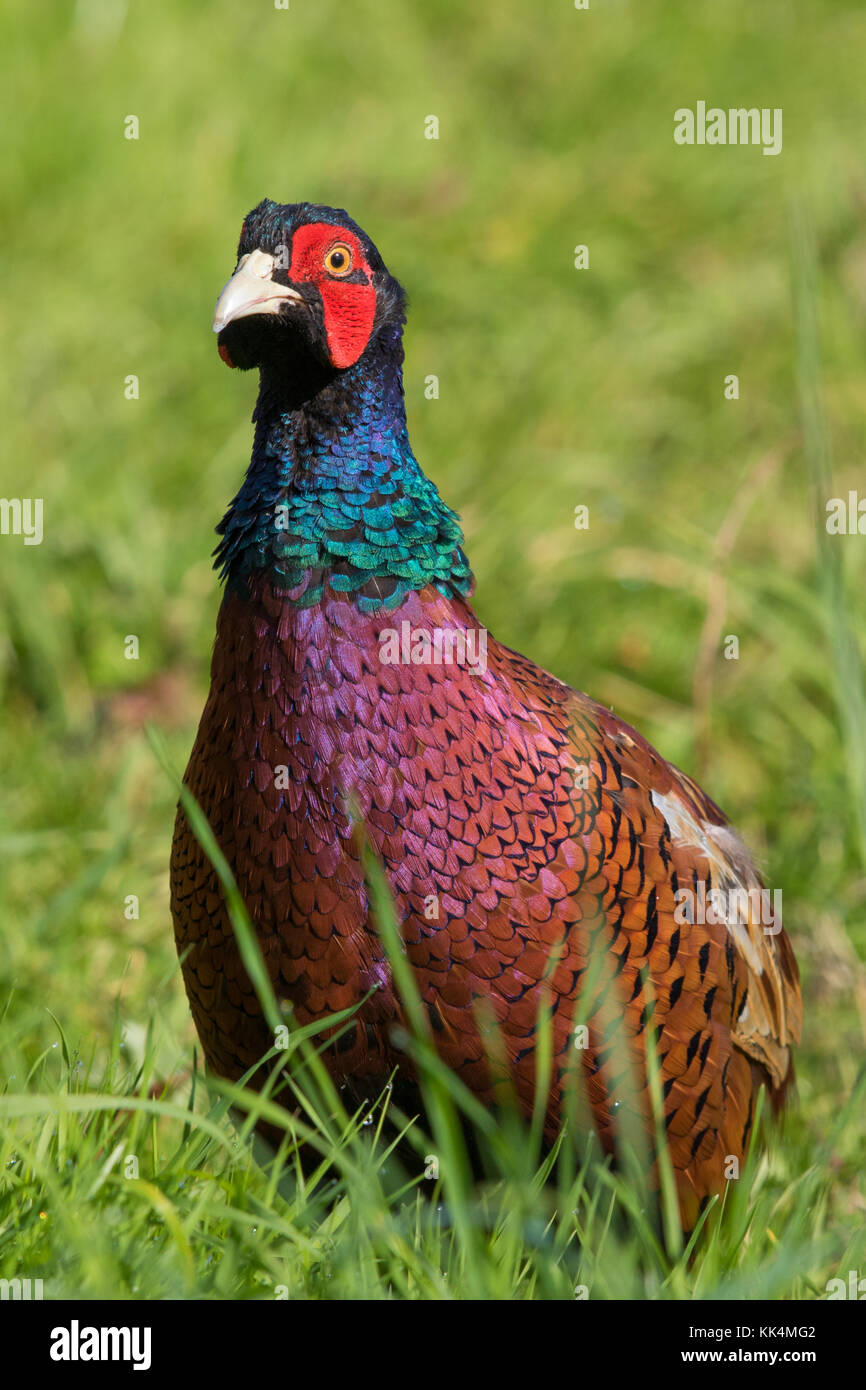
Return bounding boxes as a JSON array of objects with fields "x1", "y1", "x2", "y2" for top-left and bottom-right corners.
[{"x1": 212, "y1": 199, "x2": 407, "y2": 385}]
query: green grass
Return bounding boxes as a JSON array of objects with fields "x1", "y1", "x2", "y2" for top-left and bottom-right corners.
[{"x1": 1, "y1": 0, "x2": 865, "y2": 1299}]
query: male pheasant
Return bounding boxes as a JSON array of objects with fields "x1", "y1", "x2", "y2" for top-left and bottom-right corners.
[{"x1": 170, "y1": 200, "x2": 801, "y2": 1226}]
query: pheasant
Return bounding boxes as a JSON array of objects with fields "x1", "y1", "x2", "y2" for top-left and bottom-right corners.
[{"x1": 170, "y1": 200, "x2": 801, "y2": 1226}]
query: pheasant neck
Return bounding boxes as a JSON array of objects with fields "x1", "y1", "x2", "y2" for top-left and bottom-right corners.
[{"x1": 214, "y1": 325, "x2": 473, "y2": 612}]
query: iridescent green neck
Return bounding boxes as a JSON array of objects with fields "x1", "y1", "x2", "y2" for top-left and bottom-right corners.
[{"x1": 215, "y1": 327, "x2": 473, "y2": 612}]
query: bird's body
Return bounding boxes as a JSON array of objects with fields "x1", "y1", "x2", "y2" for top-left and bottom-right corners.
[{"x1": 171, "y1": 200, "x2": 801, "y2": 1226}]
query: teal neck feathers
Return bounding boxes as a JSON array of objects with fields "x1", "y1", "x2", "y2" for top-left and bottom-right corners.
[{"x1": 214, "y1": 325, "x2": 473, "y2": 612}]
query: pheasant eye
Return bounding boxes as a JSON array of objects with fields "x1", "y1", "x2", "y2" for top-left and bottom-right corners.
[{"x1": 324, "y1": 243, "x2": 353, "y2": 276}]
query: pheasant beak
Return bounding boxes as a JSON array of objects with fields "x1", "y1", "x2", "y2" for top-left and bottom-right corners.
[{"x1": 212, "y1": 249, "x2": 304, "y2": 333}]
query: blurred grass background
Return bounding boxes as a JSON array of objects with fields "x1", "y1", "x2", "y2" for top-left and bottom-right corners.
[{"x1": 0, "y1": 0, "x2": 865, "y2": 1297}]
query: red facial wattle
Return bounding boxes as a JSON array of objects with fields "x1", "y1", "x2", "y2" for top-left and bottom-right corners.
[{"x1": 288, "y1": 222, "x2": 377, "y2": 369}]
